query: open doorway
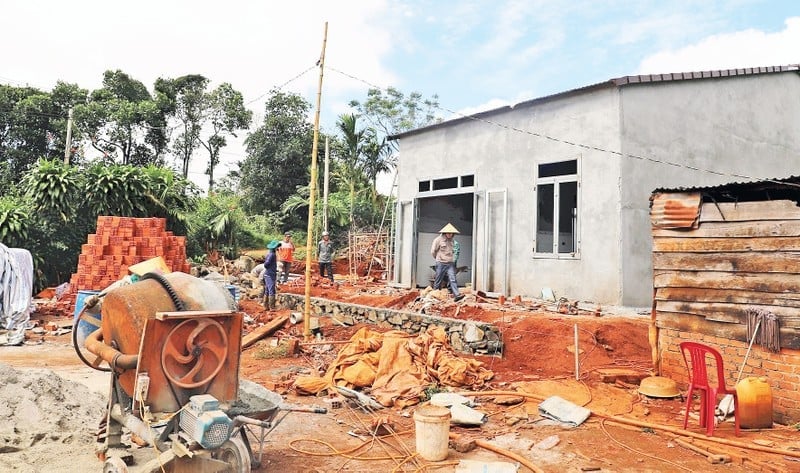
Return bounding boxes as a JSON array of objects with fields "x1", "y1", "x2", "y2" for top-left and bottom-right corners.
[{"x1": 415, "y1": 193, "x2": 474, "y2": 288}]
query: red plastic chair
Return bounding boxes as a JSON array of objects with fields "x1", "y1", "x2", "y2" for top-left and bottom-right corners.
[{"x1": 679, "y1": 341, "x2": 740, "y2": 436}]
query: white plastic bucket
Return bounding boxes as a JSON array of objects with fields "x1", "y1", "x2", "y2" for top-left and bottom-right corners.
[{"x1": 413, "y1": 405, "x2": 451, "y2": 461}]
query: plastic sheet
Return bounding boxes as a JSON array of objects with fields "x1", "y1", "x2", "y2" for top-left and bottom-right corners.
[{"x1": 0, "y1": 244, "x2": 34, "y2": 346}]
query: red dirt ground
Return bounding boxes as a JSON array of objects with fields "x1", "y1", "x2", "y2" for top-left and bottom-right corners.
[{"x1": 17, "y1": 275, "x2": 800, "y2": 472}]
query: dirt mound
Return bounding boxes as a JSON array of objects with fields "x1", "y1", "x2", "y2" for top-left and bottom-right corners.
[{"x1": 0, "y1": 363, "x2": 106, "y2": 472}]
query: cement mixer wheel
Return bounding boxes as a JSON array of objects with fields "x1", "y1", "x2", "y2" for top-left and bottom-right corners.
[
  {"x1": 102, "y1": 456, "x2": 129, "y2": 473},
  {"x1": 212, "y1": 436, "x2": 252, "y2": 473}
]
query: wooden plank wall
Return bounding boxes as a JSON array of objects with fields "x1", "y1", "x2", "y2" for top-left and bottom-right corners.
[{"x1": 653, "y1": 199, "x2": 800, "y2": 349}]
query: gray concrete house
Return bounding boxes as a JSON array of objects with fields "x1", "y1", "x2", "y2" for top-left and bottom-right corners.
[{"x1": 388, "y1": 65, "x2": 800, "y2": 307}]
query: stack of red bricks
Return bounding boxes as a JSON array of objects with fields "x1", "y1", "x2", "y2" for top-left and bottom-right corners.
[{"x1": 70, "y1": 216, "x2": 191, "y2": 291}]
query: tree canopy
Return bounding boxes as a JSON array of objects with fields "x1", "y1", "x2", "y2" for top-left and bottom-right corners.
[{"x1": 238, "y1": 89, "x2": 314, "y2": 224}]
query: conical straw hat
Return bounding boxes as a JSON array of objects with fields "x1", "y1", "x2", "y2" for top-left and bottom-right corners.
[{"x1": 438, "y1": 223, "x2": 460, "y2": 234}]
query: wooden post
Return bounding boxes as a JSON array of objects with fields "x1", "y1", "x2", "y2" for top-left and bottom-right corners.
[{"x1": 304, "y1": 22, "x2": 327, "y2": 341}]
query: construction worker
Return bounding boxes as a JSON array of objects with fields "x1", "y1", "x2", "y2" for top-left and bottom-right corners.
[
  {"x1": 431, "y1": 223, "x2": 464, "y2": 302},
  {"x1": 317, "y1": 231, "x2": 335, "y2": 283},
  {"x1": 276, "y1": 231, "x2": 295, "y2": 284},
  {"x1": 262, "y1": 240, "x2": 280, "y2": 311}
]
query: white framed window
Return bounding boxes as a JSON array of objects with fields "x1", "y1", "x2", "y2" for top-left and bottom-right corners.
[{"x1": 534, "y1": 159, "x2": 579, "y2": 257}]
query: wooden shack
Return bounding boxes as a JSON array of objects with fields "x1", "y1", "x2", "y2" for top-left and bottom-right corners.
[{"x1": 650, "y1": 176, "x2": 800, "y2": 424}]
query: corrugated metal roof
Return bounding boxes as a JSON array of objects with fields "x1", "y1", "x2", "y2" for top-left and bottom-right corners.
[
  {"x1": 611, "y1": 65, "x2": 799, "y2": 86},
  {"x1": 653, "y1": 175, "x2": 800, "y2": 194},
  {"x1": 650, "y1": 192, "x2": 702, "y2": 229},
  {"x1": 389, "y1": 64, "x2": 800, "y2": 141}
]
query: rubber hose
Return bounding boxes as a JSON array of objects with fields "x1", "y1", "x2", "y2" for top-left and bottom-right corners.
[
  {"x1": 84, "y1": 328, "x2": 138, "y2": 370},
  {"x1": 140, "y1": 272, "x2": 186, "y2": 311},
  {"x1": 72, "y1": 310, "x2": 112, "y2": 372}
]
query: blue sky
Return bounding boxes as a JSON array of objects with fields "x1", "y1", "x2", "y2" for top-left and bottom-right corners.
[{"x1": 1, "y1": 1, "x2": 797, "y2": 190}]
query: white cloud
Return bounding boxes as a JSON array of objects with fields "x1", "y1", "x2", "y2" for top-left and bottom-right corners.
[
  {"x1": 637, "y1": 16, "x2": 800, "y2": 74},
  {"x1": 1, "y1": 0, "x2": 401, "y2": 191},
  {"x1": 0, "y1": 1, "x2": 396, "y2": 106}
]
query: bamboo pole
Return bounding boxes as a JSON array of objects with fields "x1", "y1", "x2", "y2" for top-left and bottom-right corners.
[{"x1": 304, "y1": 22, "x2": 327, "y2": 341}]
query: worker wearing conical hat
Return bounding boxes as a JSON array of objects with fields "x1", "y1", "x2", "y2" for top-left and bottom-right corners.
[{"x1": 431, "y1": 223, "x2": 464, "y2": 302}]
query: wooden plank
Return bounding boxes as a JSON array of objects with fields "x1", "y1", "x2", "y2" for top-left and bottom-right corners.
[
  {"x1": 653, "y1": 236, "x2": 800, "y2": 252},
  {"x1": 699, "y1": 200, "x2": 800, "y2": 223},
  {"x1": 653, "y1": 252, "x2": 800, "y2": 273},
  {"x1": 653, "y1": 271, "x2": 800, "y2": 293},
  {"x1": 241, "y1": 315, "x2": 289, "y2": 349},
  {"x1": 655, "y1": 311, "x2": 800, "y2": 349},
  {"x1": 652, "y1": 220, "x2": 800, "y2": 238},
  {"x1": 656, "y1": 311, "x2": 746, "y2": 341},
  {"x1": 655, "y1": 287, "x2": 800, "y2": 306},
  {"x1": 655, "y1": 300, "x2": 800, "y2": 327}
]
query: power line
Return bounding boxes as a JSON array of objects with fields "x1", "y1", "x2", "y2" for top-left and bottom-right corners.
[
  {"x1": 245, "y1": 65, "x2": 317, "y2": 106},
  {"x1": 326, "y1": 65, "x2": 800, "y2": 190}
]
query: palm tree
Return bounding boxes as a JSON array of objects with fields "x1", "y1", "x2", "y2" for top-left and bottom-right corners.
[
  {"x1": 335, "y1": 114, "x2": 369, "y2": 225},
  {"x1": 361, "y1": 132, "x2": 393, "y2": 202}
]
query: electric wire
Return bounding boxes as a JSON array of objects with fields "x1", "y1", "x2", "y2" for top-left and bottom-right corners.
[
  {"x1": 327, "y1": 65, "x2": 800, "y2": 189},
  {"x1": 245, "y1": 64, "x2": 317, "y2": 105},
  {"x1": 599, "y1": 418, "x2": 693, "y2": 472}
]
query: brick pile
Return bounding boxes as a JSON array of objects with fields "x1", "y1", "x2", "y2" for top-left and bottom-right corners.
[{"x1": 70, "y1": 216, "x2": 191, "y2": 291}]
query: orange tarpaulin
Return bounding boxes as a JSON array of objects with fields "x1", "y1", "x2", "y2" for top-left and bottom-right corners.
[{"x1": 294, "y1": 326, "x2": 494, "y2": 408}]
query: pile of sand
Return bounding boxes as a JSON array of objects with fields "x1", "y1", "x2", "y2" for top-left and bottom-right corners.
[{"x1": 0, "y1": 363, "x2": 106, "y2": 472}]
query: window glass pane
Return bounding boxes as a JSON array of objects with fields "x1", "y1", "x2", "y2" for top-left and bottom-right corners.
[
  {"x1": 558, "y1": 181, "x2": 577, "y2": 253},
  {"x1": 418, "y1": 180, "x2": 430, "y2": 192},
  {"x1": 536, "y1": 184, "x2": 554, "y2": 253},
  {"x1": 539, "y1": 160, "x2": 577, "y2": 178},
  {"x1": 433, "y1": 177, "x2": 458, "y2": 190},
  {"x1": 461, "y1": 175, "x2": 474, "y2": 187}
]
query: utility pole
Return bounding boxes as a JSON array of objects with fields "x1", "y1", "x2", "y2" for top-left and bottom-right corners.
[
  {"x1": 64, "y1": 108, "x2": 74, "y2": 164},
  {"x1": 323, "y1": 136, "x2": 330, "y2": 232},
  {"x1": 303, "y1": 22, "x2": 327, "y2": 341}
]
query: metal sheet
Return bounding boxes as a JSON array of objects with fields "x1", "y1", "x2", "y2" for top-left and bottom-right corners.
[{"x1": 650, "y1": 192, "x2": 702, "y2": 229}]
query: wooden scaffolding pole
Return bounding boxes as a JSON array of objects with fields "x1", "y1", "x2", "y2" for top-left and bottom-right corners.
[{"x1": 303, "y1": 22, "x2": 327, "y2": 341}]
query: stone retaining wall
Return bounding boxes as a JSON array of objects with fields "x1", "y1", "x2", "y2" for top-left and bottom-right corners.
[{"x1": 277, "y1": 293, "x2": 503, "y2": 356}]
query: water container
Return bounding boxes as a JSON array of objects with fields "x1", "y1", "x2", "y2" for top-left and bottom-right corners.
[
  {"x1": 224, "y1": 284, "x2": 240, "y2": 305},
  {"x1": 413, "y1": 405, "x2": 451, "y2": 461},
  {"x1": 73, "y1": 290, "x2": 102, "y2": 348},
  {"x1": 736, "y1": 377, "x2": 773, "y2": 429}
]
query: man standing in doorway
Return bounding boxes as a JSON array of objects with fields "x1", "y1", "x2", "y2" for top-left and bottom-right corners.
[
  {"x1": 317, "y1": 230, "x2": 335, "y2": 283},
  {"x1": 276, "y1": 231, "x2": 295, "y2": 284},
  {"x1": 431, "y1": 223, "x2": 464, "y2": 302}
]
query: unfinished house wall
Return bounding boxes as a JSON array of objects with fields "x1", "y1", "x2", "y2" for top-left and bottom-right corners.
[
  {"x1": 618, "y1": 72, "x2": 800, "y2": 307},
  {"x1": 652, "y1": 195, "x2": 800, "y2": 424},
  {"x1": 393, "y1": 67, "x2": 800, "y2": 308},
  {"x1": 394, "y1": 86, "x2": 625, "y2": 304}
]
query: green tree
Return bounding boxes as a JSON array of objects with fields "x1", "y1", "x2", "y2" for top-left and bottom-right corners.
[
  {"x1": 19, "y1": 158, "x2": 197, "y2": 289},
  {"x1": 163, "y1": 74, "x2": 209, "y2": 178},
  {"x1": 361, "y1": 132, "x2": 392, "y2": 202},
  {"x1": 348, "y1": 86, "x2": 441, "y2": 149},
  {"x1": 334, "y1": 113, "x2": 370, "y2": 225},
  {"x1": 347, "y1": 87, "x2": 441, "y2": 200},
  {"x1": 238, "y1": 89, "x2": 313, "y2": 221},
  {"x1": 187, "y1": 193, "x2": 261, "y2": 261},
  {"x1": 73, "y1": 70, "x2": 163, "y2": 166},
  {"x1": 0, "y1": 84, "x2": 71, "y2": 187},
  {"x1": 199, "y1": 83, "x2": 252, "y2": 192},
  {"x1": 0, "y1": 196, "x2": 30, "y2": 247}
]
